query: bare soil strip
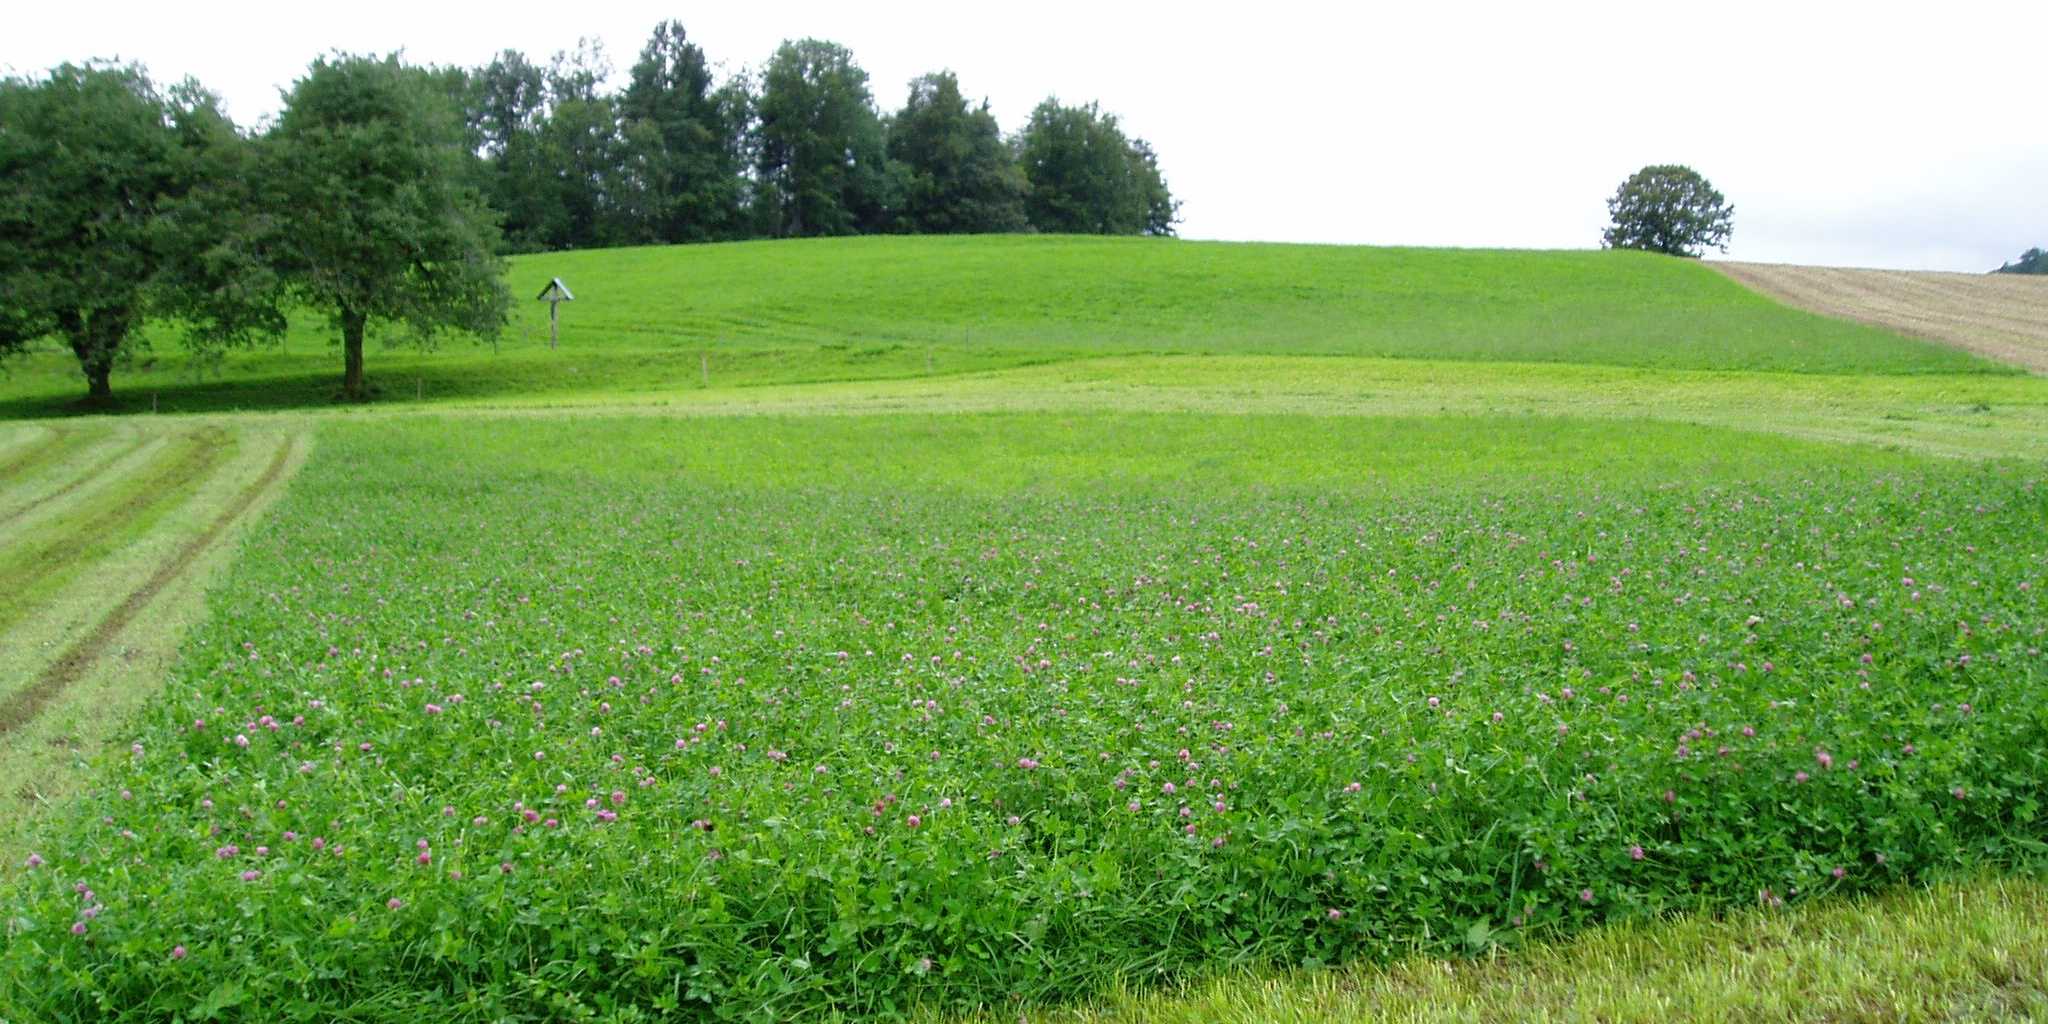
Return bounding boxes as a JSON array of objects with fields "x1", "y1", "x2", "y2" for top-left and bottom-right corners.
[
  {"x1": 0, "y1": 432, "x2": 153, "y2": 529},
  {"x1": 0, "y1": 438, "x2": 295, "y2": 736},
  {"x1": 1713, "y1": 262, "x2": 2048, "y2": 374}
]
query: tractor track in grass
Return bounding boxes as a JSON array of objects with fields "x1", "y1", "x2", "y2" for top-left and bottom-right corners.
[
  {"x1": 0, "y1": 428, "x2": 232, "y2": 634},
  {"x1": 0, "y1": 425, "x2": 87, "y2": 481},
  {"x1": 0, "y1": 426, "x2": 54, "y2": 470},
  {"x1": 0, "y1": 432, "x2": 153, "y2": 529},
  {"x1": 0, "y1": 437, "x2": 297, "y2": 737}
]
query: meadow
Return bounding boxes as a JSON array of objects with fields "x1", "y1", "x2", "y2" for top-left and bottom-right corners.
[
  {"x1": 0, "y1": 237, "x2": 2009, "y2": 417},
  {"x1": 1, "y1": 237, "x2": 2045, "y2": 1022}
]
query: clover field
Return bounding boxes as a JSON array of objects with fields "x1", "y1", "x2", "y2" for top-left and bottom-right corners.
[{"x1": 4, "y1": 411, "x2": 2044, "y2": 1021}]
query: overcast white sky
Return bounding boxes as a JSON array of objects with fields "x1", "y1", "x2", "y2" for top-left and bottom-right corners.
[{"x1": 7, "y1": 1, "x2": 2043, "y2": 271}]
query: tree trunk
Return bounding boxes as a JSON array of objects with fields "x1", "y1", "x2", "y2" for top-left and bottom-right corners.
[
  {"x1": 341, "y1": 307, "x2": 367, "y2": 402},
  {"x1": 62, "y1": 306, "x2": 129, "y2": 408},
  {"x1": 786, "y1": 163, "x2": 804, "y2": 237},
  {"x1": 84, "y1": 360, "x2": 114, "y2": 405}
]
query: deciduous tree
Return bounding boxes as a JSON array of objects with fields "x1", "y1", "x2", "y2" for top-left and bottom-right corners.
[
  {"x1": 0, "y1": 62, "x2": 278, "y2": 404},
  {"x1": 266, "y1": 54, "x2": 509, "y2": 401},
  {"x1": 153, "y1": 82, "x2": 289, "y2": 361},
  {"x1": 1124, "y1": 137, "x2": 1180, "y2": 237},
  {"x1": 1601, "y1": 164, "x2": 1733, "y2": 258},
  {"x1": 885, "y1": 71, "x2": 1027, "y2": 234},
  {"x1": 1015, "y1": 99, "x2": 1177, "y2": 236},
  {"x1": 754, "y1": 39, "x2": 893, "y2": 237},
  {"x1": 618, "y1": 20, "x2": 750, "y2": 244}
]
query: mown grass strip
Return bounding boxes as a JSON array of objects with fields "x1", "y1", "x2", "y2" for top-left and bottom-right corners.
[
  {"x1": 0, "y1": 425, "x2": 97, "y2": 486},
  {"x1": 958, "y1": 872, "x2": 2048, "y2": 1024},
  {"x1": 0, "y1": 433, "x2": 154, "y2": 529},
  {"x1": 0, "y1": 428, "x2": 232, "y2": 636},
  {"x1": 962, "y1": 875, "x2": 2048, "y2": 1023},
  {"x1": 358, "y1": 354, "x2": 2048, "y2": 461},
  {"x1": 0, "y1": 438, "x2": 294, "y2": 737},
  {"x1": 0, "y1": 426, "x2": 62, "y2": 478},
  {"x1": 0, "y1": 426, "x2": 53, "y2": 466}
]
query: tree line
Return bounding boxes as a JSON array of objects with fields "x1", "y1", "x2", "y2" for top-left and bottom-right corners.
[
  {"x1": 0, "y1": 23, "x2": 1179, "y2": 404},
  {"x1": 476, "y1": 29, "x2": 1177, "y2": 249},
  {"x1": 1993, "y1": 248, "x2": 2046, "y2": 275}
]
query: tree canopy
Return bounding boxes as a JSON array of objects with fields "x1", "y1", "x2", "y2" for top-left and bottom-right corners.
[
  {"x1": 464, "y1": 28, "x2": 1169, "y2": 250},
  {"x1": 0, "y1": 62, "x2": 276, "y2": 403},
  {"x1": 1601, "y1": 165, "x2": 1733, "y2": 258},
  {"x1": 619, "y1": 21, "x2": 751, "y2": 244},
  {"x1": 265, "y1": 54, "x2": 510, "y2": 401},
  {"x1": 466, "y1": 50, "x2": 556, "y2": 251},
  {"x1": 886, "y1": 72, "x2": 1028, "y2": 234},
  {"x1": 755, "y1": 39, "x2": 894, "y2": 237},
  {"x1": 1994, "y1": 247, "x2": 2047, "y2": 274},
  {"x1": 1016, "y1": 100, "x2": 1178, "y2": 236},
  {"x1": 1, "y1": 25, "x2": 1181, "y2": 402}
]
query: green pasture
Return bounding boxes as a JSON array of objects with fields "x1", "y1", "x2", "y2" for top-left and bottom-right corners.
[
  {"x1": 0, "y1": 236, "x2": 2011, "y2": 417},
  {"x1": 1, "y1": 236, "x2": 2044, "y2": 1022}
]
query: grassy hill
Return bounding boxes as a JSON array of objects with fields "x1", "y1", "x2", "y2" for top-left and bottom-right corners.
[
  {"x1": 0, "y1": 236, "x2": 2004, "y2": 415},
  {"x1": 501, "y1": 236, "x2": 1991, "y2": 371}
]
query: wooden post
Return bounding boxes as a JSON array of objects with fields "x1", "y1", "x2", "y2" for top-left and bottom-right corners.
[{"x1": 535, "y1": 279, "x2": 573, "y2": 351}]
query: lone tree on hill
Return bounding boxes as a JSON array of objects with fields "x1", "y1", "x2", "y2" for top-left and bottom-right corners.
[
  {"x1": 267, "y1": 54, "x2": 509, "y2": 402},
  {"x1": 1601, "y1": 164, "x2": 1733, "y2": 258},
  {"x1": 0, "y1": 62, "x2": 279, "y2": 404}
]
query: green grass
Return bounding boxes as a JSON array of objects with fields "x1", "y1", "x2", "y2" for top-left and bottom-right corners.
[
  {"x1": 0, "y1": 236, "x2": 2043, "y2": 1022},
  {"x1": 486, "y1": 237, "x2": 1990, "y2": 373},
  {"x1": 0, "y1": 237, "x2": 2008, "y2": 416},
  {"x1": 950, "y1": 874, "x2": 2048, "y2": 1023},
  {"x1": 0, "y1": 428, "x2": 231, "y2": 634},
  {"x1": 2, "y1": 412, "x2": 2041, "y2": 1021},
  {"x1": 0, "y1": 425, "x2": 305, "y2": 864}
]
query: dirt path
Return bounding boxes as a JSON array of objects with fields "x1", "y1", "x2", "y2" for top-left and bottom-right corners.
[
  {"x1": 1713, "y1": 262, "x2": 2048, "y2": 374},
  {"x1": 0, "y1": 436, "x2": 298, "y2": 736}
]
